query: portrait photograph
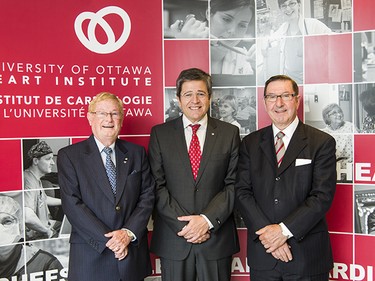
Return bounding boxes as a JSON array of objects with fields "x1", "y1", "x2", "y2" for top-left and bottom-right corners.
[
  {"x1": 163, "y1": 0, "x2": 208, "y2": 39},
  {"x1": 22, "y1": 138, "x2": 70, "y2": 241},
  {"x1": 211, "y1": 87, "x2": 257, "y2": 135},
  {"x1": 0, "y1": 191, "x2": 69, "y2": 280},
  {"x1": 304, "y1": 83, "x2": 356, "y2": 182}
]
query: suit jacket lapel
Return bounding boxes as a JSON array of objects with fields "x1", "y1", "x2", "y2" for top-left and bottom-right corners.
[
  {"x1": 195, "y1": 117, "x2": 217, "y2": 183},
  {"x1": 85, "y1": 136, "x2": 116, "y2": 203},
  {"x1": 278, "y1": 122, "x2": 308, "y2": 175},
  {"x1": 115, "y1": 140, "x2": 130, "y2": 204},
  {"x1": 260, "y1": 126, "x2": 276, "y2": 169}
]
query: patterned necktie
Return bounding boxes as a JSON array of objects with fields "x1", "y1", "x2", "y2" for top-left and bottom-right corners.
[
  {"x1": 103, "y1": 147, "x2": 117, "y2": 195},
  {"x1": 188, "y1": 124, "x2": 201, "y2": 180},
  {"x1": 275, "y1": 131, "x2": 285, "y2": 167}
]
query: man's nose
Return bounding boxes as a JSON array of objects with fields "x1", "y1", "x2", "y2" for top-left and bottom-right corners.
[
  {"x1": 105, "y1": 113, "x2": 114, "y2": 120},
  {"x1": 275, "y1": 96, "x2": 284, "y2": 106},
  {"x1": 191, "y1": 94, "x2": 200, "y2": 103}
]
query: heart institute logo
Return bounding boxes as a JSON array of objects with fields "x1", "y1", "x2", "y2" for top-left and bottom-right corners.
[{"x1": 74, "y1": 6, "x2": 131, "y2": 54}]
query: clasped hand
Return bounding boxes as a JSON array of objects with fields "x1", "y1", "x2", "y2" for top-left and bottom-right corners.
[
  {"x1": 105, "y1": 229, "x2": 131, "y2": 260},
  {"x1": 177, "y1": 215, "x2": 210, "y2": 244},
  {"x1": 256, "y1": 224, "x2": 292, "y2": 262}
]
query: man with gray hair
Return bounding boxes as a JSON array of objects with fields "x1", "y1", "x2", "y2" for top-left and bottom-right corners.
[{"x1": 58, "y1": 92, "x2": 155, "y2": 281}]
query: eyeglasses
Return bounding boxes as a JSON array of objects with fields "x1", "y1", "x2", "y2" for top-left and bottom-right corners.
[
  {"x1": 280, "y1": 1, "x2": 298, "y2": 10},
  {"x1": 264, "y1": 93, "x2": 297, "y2": 102},
  {"x1": 328, "y1": 110, "x2": 343, "y2": 117},
  {"x1": 181, "y1": 92, "x2": 209, "y2": 100},
  {"x1": 90, "y1": 111, "x2": 123, "y2": 119}
]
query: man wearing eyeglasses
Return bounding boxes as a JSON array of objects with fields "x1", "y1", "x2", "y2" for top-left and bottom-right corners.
[
  {"x1": 148, "y1": 68, "x2": 240, "y2": 281},
  {"x1": 57, "y1": 92, "x2": 155, "y2": 281},
  {"x1": 235, "y1": 75, "x2": 336, "y2": 281}
]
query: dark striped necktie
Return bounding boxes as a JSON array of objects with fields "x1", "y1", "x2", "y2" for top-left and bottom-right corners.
[
  {"x1": 275, "y1": 131, "x2": 285, "y2": 167},
  {"x1": 103, "y1": 147, "x2": 117, "y2": 195}
]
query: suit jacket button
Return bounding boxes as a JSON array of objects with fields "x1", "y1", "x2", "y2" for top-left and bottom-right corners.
[
  {"x1": 115, "y1": 206, "x2": 121, "y2": 211},
  {"x1": 275, "y1": 177, "x2": 280, "y2": 181},
  {"x1": 274, "y1": 198, "x2": 279, "y2": 204}
]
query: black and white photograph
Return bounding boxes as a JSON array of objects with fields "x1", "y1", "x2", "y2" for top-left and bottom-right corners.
[
  {"x1": 256, "y1": 0, "x2": 334, "y2": 38},
  {"x1": 0, "y1": 191, "x2": 25, "y2": 247},
  {"x1": 164, "y1": 88, "x2": 182, "y2": 122},
  {"x1": 255, "y1": 0, "x2": 349, "y2": 85},
  {"x1": 163, "y1": 0, "x2": 209, "y2": 39},
  {"x1": 211, "y1": 39, "x2": 256, "y2": 87},
  {"x1": 22, "y1": 138, "x2": 70, "y2": 241},
  {"x1": 355, "y1": 185, "x2": 375, "y2": 235},
  {"x1": 211, "y1": 87, "x2": 257, "y2": 135},
  {"x1": 305, "y1": 0, "x2": 352, "y2": 33},
  {"x1": 0, "y1": 192, "x2": 68, "y2": 280},
  {"x1": 304, "y1": 84, "x2": 356, "y2": 182},
  {"x1": 354, "y1": 83, "x2": 375, "y2": 133},
  {"x1": 255, "y1": 0, "x2": 306, "y2": 84},
  {"x1": 209, "y1": 0, "x2": 256, "y2": 86},
  {"x1": 354, "y1": 31, "x2": 375, "y2": 83},
  {"x1": 257, "y1": 35, "x2": 303, "y2": 85},
  {"x1": 210, "y1": 0, "x2": 255, "y2": 40}
]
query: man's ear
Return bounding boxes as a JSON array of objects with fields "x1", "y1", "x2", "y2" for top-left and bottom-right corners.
[
  {"x1": 32, "y1": 158, "x2": 39, "y2": 166},
  {"x1": 87, "y1": 112, "x2": 93, "y2": 126}
]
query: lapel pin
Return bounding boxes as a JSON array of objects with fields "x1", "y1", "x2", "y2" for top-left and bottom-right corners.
[
  {"x1": 212, "y1": 133, "x2": 215, "y2": 135},
  {"x1": 124, "y1": 157, "x2": 128, "y2": 163}
]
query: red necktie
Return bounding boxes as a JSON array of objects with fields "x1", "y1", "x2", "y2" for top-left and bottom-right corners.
[
  {"x1": 275, "y1": 131, "x2": 285, "y2": 167},
  {"x1": 189, "y1": 124, "x2": 201, "y2": 180}
]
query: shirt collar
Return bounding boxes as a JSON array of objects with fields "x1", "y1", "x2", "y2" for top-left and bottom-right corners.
[
  {"x1": 93, "y1": 136, "x2": 116, "y2": 152},
  {"x1": 182, "y1": 114, "x2": 208, "y2": 130},
  {"x1": 272, "y1": 116, "x2": 299, "y2": 139}
]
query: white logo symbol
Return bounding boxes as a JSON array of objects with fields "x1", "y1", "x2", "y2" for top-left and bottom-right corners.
[{"x1": 74, "y1": 6, "x2": 131, "y2": 54}]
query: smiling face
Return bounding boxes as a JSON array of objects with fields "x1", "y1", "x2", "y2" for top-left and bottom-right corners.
[
  {"x1": 264, "y1": 79, "x2": 300, "y2": 130},
  {"x1": 210, "y1": 6, "x2": 252, "y2": 45},
  {"x1": 327, "y1": 106, "x2": 344, "y2": 129},
  {"x1": 219, "y1": 101, "x2": 235, "y2": 119},
  {"x1": 87, "y1": 99, "x2": 123, "y2": 146},
  {"x1": 279, "y1": 0, "x2": 301, "y2": 21},
  {"x1": 178, "y1": 80, "x2": 211, "y2": 123}
]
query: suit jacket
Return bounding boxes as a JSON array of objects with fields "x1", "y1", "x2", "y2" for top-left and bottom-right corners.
[
  {"x1": 148, "y1": 116, "x2": 240, "y2": 260},
  {"x1": 235, "y1": 121, "x2": 336, "y2": 275},
  {"x1": 57, "y1": 135, "x2": 155, "y2": 281}
]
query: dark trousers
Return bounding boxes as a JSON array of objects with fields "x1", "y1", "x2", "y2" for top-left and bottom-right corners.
[{"x1": 160, "y1": 246, "x2": 232, "y2": 281}]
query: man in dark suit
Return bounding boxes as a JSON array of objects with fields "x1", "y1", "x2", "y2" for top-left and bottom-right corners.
[
  {"x1": 148, "y1": 68, "x2": 240, "y2": 281},
  {"x1": 235, "y1": 74, "x2": 336, "y2": 280},
  {"x1": 57, "y1": 92, "x2": 155, "y2": 281}
]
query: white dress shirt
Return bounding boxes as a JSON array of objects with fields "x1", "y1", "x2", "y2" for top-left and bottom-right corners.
[
  {"x1": 181, "y1": 114, "x2": 213, "y2": 229},
  {"x1": 272, "y1": 116, "x2": 299, "y2": 239}
]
